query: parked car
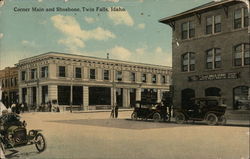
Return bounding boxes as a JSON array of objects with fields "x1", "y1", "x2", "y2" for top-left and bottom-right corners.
[
  {"x1": 131, "y1": 101, "x2": 169, "y2": 122},
  {"x1": 174, "y1": 97, "x2": 227, "y2": 125}
]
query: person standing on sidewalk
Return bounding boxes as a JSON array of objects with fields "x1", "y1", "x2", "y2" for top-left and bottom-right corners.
[
  {"x1": 110, "y1": 104, "x2": 115, "y2": 118},
  {"x1": 114, "y1": 104, "x2": 119, "y2": 118}
]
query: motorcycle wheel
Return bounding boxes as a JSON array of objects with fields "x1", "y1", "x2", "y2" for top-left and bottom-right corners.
[{"x1": 35, "y1": 133, "x2": 46, "y2": 152}]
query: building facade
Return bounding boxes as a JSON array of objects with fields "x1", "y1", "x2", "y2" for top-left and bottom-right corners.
[
  {"x1": 0, "y1": 67, "x2": 19, "y2": 107},
  {"x1": 16, "y1": 52, "x2": 172, "y2": 110},
  {"x1": 160, "y1": 0, "x2": 250, "y2": 110}
]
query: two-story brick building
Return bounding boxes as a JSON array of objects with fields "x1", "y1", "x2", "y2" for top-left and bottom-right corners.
[
  {"x1": 0, "y1": 67, "x2": 19, "y2": 107},
  {"x1": 160, "y1": 0, "x2": 250, "y2": 110},
  {"x1": 16, "y1": 52, "x2": 172, "y2": 110}
]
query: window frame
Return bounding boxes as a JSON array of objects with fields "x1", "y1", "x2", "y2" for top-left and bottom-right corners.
[
  {"x1": 206, "y1": 48, "x2": 222, "y2": 70},
  {"x1": 234, "y1": 43, "x2": 250, "y2": 66},
  {"x1": 58, "y1": 66, "x2": 66, "y2": 77},
  {"x1": 181, "y1": 52, "x2": 196, "y2": 72},
  {"x1": 103, "y1": 70, "x2": 110, "y2": 80},
  {"x1": 75, "y1": 67, "x2": 82, "y2": 79},
  {"x1": 181, "y1": 21, "x2": 195, "y2": 40},
  {"x1": 89, "y1": 68, "x2": 96, "y2": 80}
]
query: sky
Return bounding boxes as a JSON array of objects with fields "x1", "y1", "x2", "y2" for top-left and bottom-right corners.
[{"x1": 0, "y1": 0, "x2": 211, "y2": 69}]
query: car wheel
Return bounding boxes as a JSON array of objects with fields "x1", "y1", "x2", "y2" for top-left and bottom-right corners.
[
  {"x1": 153, "y1": 113, "x2": 161, "y2": 122},
  {"x1": 175, "y1": 112, "x2": 185, "y2": 124},
  {"x1": 206, "y1": 113, "x2": 218, "y2": 125},
  {"x1": 218, "y1": 115, "x2": 227, "y2": 125},
  {"x1": 131, "y1": 112, "x2": 137, "y2": 120},
  {"x1": 35, "y1": 133, "x2": 46, "y2": 152}
]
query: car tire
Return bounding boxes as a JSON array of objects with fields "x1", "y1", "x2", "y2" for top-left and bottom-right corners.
[
  {"x1": 131, "y1": 112, "x2": 137, "y2": 120},
  {"x1": 218, "y1": 115, "x2": 227, "y2": 125},
  {"x1": 35, "y1": 133, "x2": 46, "y2": 152},
  {"x1": 153, "y1": 113, "x2": 161, "y2": 122},
  {"x1": 175, "y1": 112, "x2": 185, "y2": 124},
  {"x1": 206, "y1": 113, "x2": 218, "y2": 125}
]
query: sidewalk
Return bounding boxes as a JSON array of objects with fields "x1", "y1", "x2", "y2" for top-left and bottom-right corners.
[{"x1": 72, "y1": 108, "x2": 133, "y2": 113}]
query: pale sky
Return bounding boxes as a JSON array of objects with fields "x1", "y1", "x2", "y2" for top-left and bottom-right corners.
[{"x1": 0, "y1": 0, "x2": 211, "y2": 69}]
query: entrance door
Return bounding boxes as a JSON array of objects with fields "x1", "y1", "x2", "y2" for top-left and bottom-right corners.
[{"x1": 181, "y1": 88, "x2": 195, "y2": 108}]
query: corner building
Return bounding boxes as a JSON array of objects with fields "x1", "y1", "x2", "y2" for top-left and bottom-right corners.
[
  {"x1": 160, "y1": 0, "x2": 250, "y2": 110},
  {"x1": 16, "y1": 52, "x2": 171, "y2": 110}
]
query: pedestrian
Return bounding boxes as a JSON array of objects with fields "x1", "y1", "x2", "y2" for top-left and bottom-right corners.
[
  {"x1": 114, "y1": 103, "x2": 119, "y2": 118},
  {"x1": 160, "y1": 101, "x2": 167, "y2": 122},
  {"x1": 110, "y1": 105, "x2": 115, "y2": 118},
  {"x1": 10, "y1": 103, "x2": 16, "y2": 113},
  {"x1": 21, "y1": 103, "x2": 24, "y2": 113},
  {"x1": 48, "y1": 101, "x2": 52, "y2": 112}
]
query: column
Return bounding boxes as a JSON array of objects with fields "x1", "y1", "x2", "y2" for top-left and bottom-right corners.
[
  {"x1": 127, "y1": 89, "x2": 131, "y2": 107},
  {"x1": 136, "y1": 88, "x2": 141, "y2": 101},
  {"x1": 111, "y1": 87, "x2": 116, "y2": 106},
  {"x1": 18, "y1": 87, "x2": 22, "y2": 104},
  {"x1": 48, "y1": 85, "x2": 58, "y2": 101},
  {"x1": 27, "y1": 87, "x2": 31, "y2": 105},
  {"x1": 123, "y1": 88, "x2": 128, "y2": 108},
  {"x1": 157, "y1": 89, "x2": 161, "y2": 103},
  {"x1": 48, "y1": 63, "x2": 57, "y2": 79},
  {"x1": 83, "y1": 86, "x2": 89, "y2": 110}
]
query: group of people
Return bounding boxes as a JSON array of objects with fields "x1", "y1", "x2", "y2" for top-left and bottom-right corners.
[{"x1": 9, "y1": 103, "x2": 26, "y2": 114}]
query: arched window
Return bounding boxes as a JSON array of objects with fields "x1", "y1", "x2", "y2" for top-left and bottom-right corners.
[
  {"x1": 233, "y1": 86, "x2": 249, "y2": 110},
  {"x1": 181, "y1": 52, "x2": 195, "y2": 72},
  {"x1": 181, "y1": 88, "x2": 195, "y2": 108},
  {"x1": 205, "y1": 87, "x2": 221, "y2": 97},
  {"x1": 206, "y1": 48, "x2": 221, "y2": 69},
  {"x1": 234, "y1": 43, "x2": 250, "y2": 66}
]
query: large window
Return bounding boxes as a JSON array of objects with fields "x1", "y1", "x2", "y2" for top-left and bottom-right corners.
[
  {"x1": 233, "y1": 86, "x2": 249, "y2": 110},
  {"x1": 89, "y1": 87, "x2": 111, "y2": 105},
  {"x1": 116, "y1": 71, "x2": 122, "y2": 81},
  {"x1": 41, "y1": 66, "x2": 48, "y2": 78},
  {"x1": 58, "y1": 86, "x2": 70, "y2": 105},
  {"x1": 234, "y1": 44, "x2": 250, "y2": 66},
  {"x1": 234, "y1": 8, "x2": 248, "y2": 29},
  {"x1": 181, "y1": 52, "x2": 195, "y2": 72},
  {"x1": 75, "y1": 67, "x2": 82, "y2": 78},
  {"x1": 89, "y1": 69, "x2": 96, "y2": 79},
  {"x1": 59, "y1": 66, "x2": 66, "y2": 77},
  {"x1": 21, "y1": 71, "x2": 26, "y2": 81},
  {"x1": 103, "y1": 70, "x2": 109, "y2": 80},
  {"x1": 181, "y1": 21, "x2": 195, "y2": 39},
  {"x1": 161, "y1": 75, "x2": 166, "y2": 84},
  {"x1": 206, "y1": 15, "x2": 221, "y2": 34},
  {"x1": 206, "y1": 48, "x2": 221, "y2": 69}
]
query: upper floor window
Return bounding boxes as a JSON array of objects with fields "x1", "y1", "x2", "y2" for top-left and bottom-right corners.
[
  {"x1": 234, "y1": 43, "x2": 250, "y2": 66},
  {"x1": 59, "y1": 66, "x2": 66, "y2": 77},
  {"x1": 130, "y1": 72, "x2": 135, "y2": 82},
  {"x1": 75, "y1": 67, "x2": 82, "y2": 78},
  {"x1": 181, "y1": 21, "x2": 195, "y2": 40},
  {"x1": 142, "y1": 73, "x2": 147, "y2": 83},
  {"x1": 206, "y1": 48, "x2": 221, "y2": 69},
  {"x1": 21, "y1": 71, "x2": 26, "y2": 81},
  {"x1": 41, "y1": 66, "x2": 48, "y2": 78},
  {"x1": 161, "y1": 75, "x2": 166, "y2": 84},
  {"x1": 234, "y1": 8, "x2": 248, "y2": 29},
  {"x1": 116, "y1": 71, "x2": 122, "y2": 81},
  {"x1": 152, "y1": 75, "x2": 157, "y2": 83},
  {"x1": 103, "y1": 70, "x2": 109, "y2": 80},
  {"x1": 206, "y1": 15, "x2": 221, "y2": 34},
  {"x1": 90, "y1": 69, "x2": 96, "y2": 79},
  {"x1": 181, "y1": 52, "x2": 195, "y2": 72},
  {"x1": 31, "y1": 68, "x2": 37, "y2": 79}
]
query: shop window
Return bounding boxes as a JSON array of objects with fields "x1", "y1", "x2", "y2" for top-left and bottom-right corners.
[
  {"x1": 181, "y1": 52, "x2": 195, "y2": 72},
  {"x1": 205, "y1": 87, "x2": 221, "y2": 96},
  {"x1": 89, "y1": 87, "x2": 111, "y2": 105},
  {"x1": 233, "y1": 86, "x2": 249, "y2": 110},
  {"x1": 206, "y1": 48, "x2": 221, "y2": 69},
  {"x1": 58, "y1": 86, "x2": 70, "y2": 105},
  {"x1": 234, "y1": 43, "x2": 250, "y2": 66},
  {"x1": 181, "y1": 88, "x2": 195, "y2": 108}
]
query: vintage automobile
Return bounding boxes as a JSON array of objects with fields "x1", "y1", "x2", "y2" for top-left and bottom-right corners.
[
  {"x1": 0, "y1": 112, "x2": 46, "y2": 155},
  {"x1": 174, "y1": 97, "x2": 227, "y2": 125},
  {"x1": 131, "y1": 101, "x2": 169, "y2": 122}
]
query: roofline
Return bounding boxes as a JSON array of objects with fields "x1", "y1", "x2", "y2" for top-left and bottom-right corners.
[
  {"x1": 159, "y1": 0, "x2": 243, "y2": 24},
  {"x1": 17, "y1": 52, "x2": 172, "y2": 69}
]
